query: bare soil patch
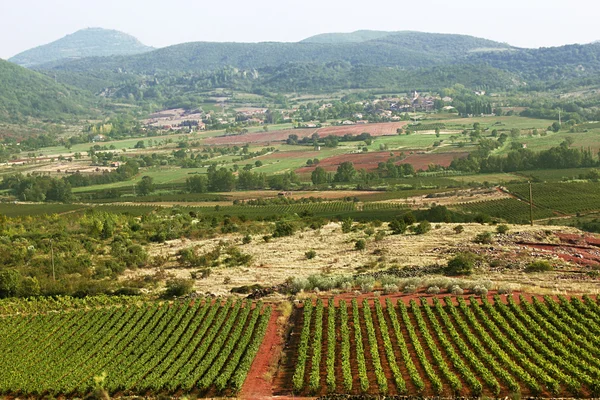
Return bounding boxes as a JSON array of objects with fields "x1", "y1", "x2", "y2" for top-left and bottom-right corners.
[
  {"x1": 296, "y1": 151, "x2": 468, "y2": 174},
  {"x1": 203, "y1": 122, "x2": 408, "y2": 146}
]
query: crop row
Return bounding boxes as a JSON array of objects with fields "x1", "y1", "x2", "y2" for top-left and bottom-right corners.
[
  {"x1": 0, "y1": 298, "x2": 271, "y2": 395},
  {"x1": 288, "y1": 295, "x2": 600, "y2": 397}
]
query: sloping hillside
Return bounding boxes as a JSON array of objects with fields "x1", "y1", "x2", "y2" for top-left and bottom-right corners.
[
  {"x1": 38, "y1": 31, "x2": 513, "y2": 74},
  {"x1": 0, "y1": 59, "x2": 93, "y2": 121},
  {"x1": 9, "y1": 28, "x2": 153, "y2": 68},
  {"x1": 301, "y1": 30, "x2": 395, "y2": 43}
]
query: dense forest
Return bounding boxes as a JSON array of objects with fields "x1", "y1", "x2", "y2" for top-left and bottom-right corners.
[{"x1": 0, "y1": 59, "x2": 96, "y2": 122}]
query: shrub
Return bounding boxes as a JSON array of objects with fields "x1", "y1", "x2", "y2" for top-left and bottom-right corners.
[
  {"x1": 496, "y1": 224, "x2": 510, "y2": 234},
  {"x1": 404, "y1": 284, "x2": 417, "y2": 294},
  {"x1": 472, "y1": 285, "x2": 488, "y2": 297},
  {"x1": 375, "y1": 230, "x2": 386, "y2": 241},
  {"x1": 242, "y1": 235, "x2": 252, "y2": 244},
  {"x1": 365, "y1": 227, "x2": 375, "y2": 236},
  {"x1": 355, "y1": 239, "x2": 366, "y2": 251},
  {"x1": 412, "y1": 220, "x2": 431, "y2": 235},
  {"x1": 341, "y1": 218, "x2": 354, "y2": 233},
  {"x1": 450, "y1": 285, "x2": 464, "y2": 295},
  {"x1": 526, "y1": 260, "x2": 553, "y2": 272},
  {"x1": 427, "y1": 286, "x2": 441, "y2": 294},
  {"x1": 383, "y1": 284, "x2": 399, "y2": 294},
  {"x1": 164, "y1": 278, "x2": 194, "y2": 297},
  {"x1": 445, "y1": 252, "x2": 476, "y2": 276},
  {"x1": 263, "y1": 235, "x2": 272, "y2": 243},
  {"x1": 453, "y1": 225, "x2": 464, "y2": 234},
  {"x1": 361, "y1": 282, "x2": 374, "y2": 293},
  {"x1": 305, "y1": 250, "x2": 317, "y2": 259},
  {"x1": 474, "y1": 231, "x2": 493, "y2": 244},
  {"x1": 497, "y1": 285, "x2": 514, "y2": 294},
  {"x1": 389, "y1": 219, "x2": 407, "y2": 234},
  {"x1": 273, "y1": 221, "x2": 295, "y2": 238}
]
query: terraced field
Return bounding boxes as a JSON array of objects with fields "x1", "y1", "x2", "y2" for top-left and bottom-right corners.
[
  {"x1": 0, "y1": 298, "x2": 271, "y2": 396},
  {"x1": 283, "y1": 295, "x2": 600, "y2": 398}
]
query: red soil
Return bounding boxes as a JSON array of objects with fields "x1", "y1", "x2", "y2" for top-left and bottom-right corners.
[
  {"x1": 295, "y1": 151, "x2": 469, "y2": 174},
  {"x1": 317, "y1": 122, "x2": 408, "y2": 137},
  {"x1": 520, "y1": 232, "x2": 600, "y2": 267},
  {"x1": 400, "y1": 152, "x2": 469, "y2": 171},
  {"x1": 239, "y1": 310, "x2": 284, "y2": 400},
  {"x1": 203, "y1": 122, "x2": 408, "y2": 145}
]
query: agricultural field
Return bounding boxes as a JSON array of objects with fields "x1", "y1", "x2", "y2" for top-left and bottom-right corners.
[
  {"x1": 0, "y1": 203, "x2": 86, "y2": 217},
  {"x1": 0, "y1": 298, "x2": 271, "y2": 396},
  {"x1": 457, "y1": 198, "x2": 555, "y2": 223},
  {"x1": 202, "y1": 122, "x2": 408, "y2": 146},
  {"x1": 507, "y1": 182, "x2": 600, "y2": 215},
  {"x1": 282, "y1": 295, "x2": 600, "y2": 398},
  {"x1": 296, "y1": 151, "x2": 468, "y2": 174}
]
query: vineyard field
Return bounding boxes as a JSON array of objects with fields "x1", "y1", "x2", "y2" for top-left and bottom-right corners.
[
  {"x1": 0, "y1": 298, "x2": 271, "y2": 396},
  {"x1": 507, "y1": 182, "x2": 600, "y2": 215},
  {"x1": 457, "y1": 198, "x2": 555, "y2": 223},
  {"x1": 282, "y1": 295, "x2": 600, "y2": 398}
]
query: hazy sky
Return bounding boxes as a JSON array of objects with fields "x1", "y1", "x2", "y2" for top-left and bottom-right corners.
[{"x1": 1, "y1": 0, "x2": 598, "y2": 59}]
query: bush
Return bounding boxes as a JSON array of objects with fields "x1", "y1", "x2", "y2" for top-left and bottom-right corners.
[
  {"x1": 273, "y1": 221, "x2": 295, "y2": 238},
  {"x1": 375, "y1": 230, "x2": 386, "y2": 241},
  {"x1": 450, "y1": 285, "x2": 464, "y2": 295},
  {"x1": 472, "y1": 285, "x2": 488, "y2": 297},
  {"x1": 445, "y1": 252, "x2": 476, "y2": 276},
  {"x1": 427, "y1": 286, "x2": 441, "y2": 294},
  {"x1": 403, "y1": 284, "x2": 417, "y2": 294},
  {"x1": 355, "y1": 239, "x2": 366, "y2": 251},
  {"x1": 361, "y1": 282, "x2": 374, "y2": 293},
  {"x1": 165, "y1": 278, "x2": 194, "y2": 297},
  {"x1": 364, "y1": 227, "x2": 375, "y2": 236},
  {"x1": 242, "y1": 235, "x2": 252, "y2": 244},
  {"x1": 412, "y1": 220, "x2": 432, "y2": 235},
  {"x1": 305, "y1": 250, "x2": 317, "y2": 259},
  {"x1": 341, "y1": 218, "x2": 353, "y2": 233},
  {"x1": 474, "y1": 231, "x2": 493, "y2": 244},
  {"x1": 453, "y1": 225, "x2": 464, "y2": 234},
  {"x1": 389, "y1": 219, "x2": 407, "y2": 234},
  {"x1": 526, "y1": 260, "x2": 553, "y2": 272},
  {"x1": 496, "y1": 224, "x2": 510, "y2": 234},
  {"x1": 383, "y1": 284, "x2": 399, "y2": 294}
]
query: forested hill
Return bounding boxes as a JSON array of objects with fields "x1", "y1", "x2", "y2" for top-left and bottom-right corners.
[
  {"x1": 0, "y1": 59, "x2": 94, "y2": 122},
  {"x1": 9, "y1": 28, "x2": 153, "y2": 68},
  {"x1": 300, "y1": 30, "x2": 396, "y2": 43},
  {"x1": 37, "y1": 32, "x2": 513, "y2": 74}
]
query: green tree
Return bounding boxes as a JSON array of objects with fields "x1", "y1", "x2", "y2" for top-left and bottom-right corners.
[
  {"x1": 311, "y1": 166, "x2": 328, "y2": 185},
  {"x1": 136, "y1": 176, "x2": 155, "y2": 196},
  {"x1": 334, "y1": 162, "x2": 356, "y2": 182},
  {"x1": 0, "y1": 270, "x2": 21, "y2": 298},
  {"x1": 186, "y1": 175, "x2": 208, "y2": 193}
]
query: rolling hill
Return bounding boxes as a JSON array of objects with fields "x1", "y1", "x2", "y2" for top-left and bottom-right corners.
[
  {"x1": 38, "y1": 31, "x2": 513, "y2": 74},
  {"x1": 9, "y1": 28, "x2": 153, "y2": 68},
  {"x1": 300, "y1": 30, "x2": 396, "y2": 43},
  {"x1": 0, "y1": 59, "x2": 94, "y2": 122}
]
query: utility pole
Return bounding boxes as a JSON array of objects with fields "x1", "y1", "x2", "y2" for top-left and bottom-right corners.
[
  {"x1": 528, "y1": 181, "x2": 534, "y2": 226},
  {"x1": 559, "y1": 109, "x2": 562, "y2": 126}
]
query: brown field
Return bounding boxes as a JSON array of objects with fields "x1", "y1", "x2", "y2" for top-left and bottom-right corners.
[
  {"x1": 400, "y1": 151, "x2": 469, "y2": 171},
  {"x1": 203, "y1": 122, "x2": 408, "y2": 145},
  {"x1": 295, "y1": 151, "x2": 468, "y2": 173}
]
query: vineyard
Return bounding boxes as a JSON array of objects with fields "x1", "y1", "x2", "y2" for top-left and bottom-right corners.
[
  {"x1": 284, "y1": 295, "x2": 600, "y2": 398},
  {"x1": 457, "y1": 198, "x2": 554, "y2": 223},
  {"x1": 0, "y1": 298, "x2": 271, "y2": 396},
  {"x1": 507, "y1": 182, "x2": 600, "y2": 215}
]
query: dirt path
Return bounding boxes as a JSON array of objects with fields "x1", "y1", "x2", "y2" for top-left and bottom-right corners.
[{"x1": 239, "y1": 311, "x2": 290, "y2": 400}]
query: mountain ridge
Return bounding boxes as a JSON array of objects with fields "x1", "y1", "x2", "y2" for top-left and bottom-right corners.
[{"x1": 9, "y1": 28, "x2": 154, "y2": 68}]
